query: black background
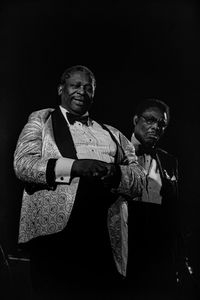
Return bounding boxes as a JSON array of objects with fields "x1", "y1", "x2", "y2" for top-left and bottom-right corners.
[{"x1": 0, "y1": 0, "x2": 200, "y2": 278}]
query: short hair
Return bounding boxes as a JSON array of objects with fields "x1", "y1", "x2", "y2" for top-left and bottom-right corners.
[
  {"x1": 135, "y1": 98, "x2": 170, "y2": 123},
  {"x1": 60, "y1": 65, "x2": 96, "y2": 89}
]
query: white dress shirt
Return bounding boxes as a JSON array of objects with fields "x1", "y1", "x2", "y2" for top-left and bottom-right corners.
[
  {"x1": 55, "y1": 106, "x2": 117, "y2": 183},
  {"x1": 131, "y1": 133, "x2": 162, "y2": 204}
]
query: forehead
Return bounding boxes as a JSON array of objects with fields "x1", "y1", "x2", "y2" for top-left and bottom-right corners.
[
  {"x1": 142, "y1": 106, "x2": 167, "y2": 120},
  {"x1": 66, "y1": 71, "x2": 92, "y2": 84}
]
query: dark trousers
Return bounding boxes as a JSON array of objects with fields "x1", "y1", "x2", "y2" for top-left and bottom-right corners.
[
  {"x1": 124, "y1": 202, "x2": 178, "y2": 300},
  {"x1": 27, "y1": 179, "x2": 123, "y2": 300}
]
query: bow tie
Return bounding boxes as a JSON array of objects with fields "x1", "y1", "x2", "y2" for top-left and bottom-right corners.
[
  {"x1": 66, "y1": 113, "x2": 89, "y2": 125},
  {"x1": 136, "y1": 144, "x2": 156, "y2": 157}
]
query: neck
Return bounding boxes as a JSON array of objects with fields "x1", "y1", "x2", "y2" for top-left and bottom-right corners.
[{"x1": 60, "y1": 105, "x2": 88, "y2": 116}]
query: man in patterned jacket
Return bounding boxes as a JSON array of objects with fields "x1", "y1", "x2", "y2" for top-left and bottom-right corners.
[{"x1": 13, "y1": 65, "x2": 146, "y2": 299}]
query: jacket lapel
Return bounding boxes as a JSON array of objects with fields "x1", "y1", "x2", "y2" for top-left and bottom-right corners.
[
  {"x1": 51, "y1": 109, "x2": 123, "y2": 166},
  {"x1": 155, "y1": 151, "x2": 165, "y2": 180},
  {"x1": 99, "y1": 123, "x2": 124, "y2": 164},
  {"x1": 51, "y1": 107, "x2": 78, "y2": 159}
]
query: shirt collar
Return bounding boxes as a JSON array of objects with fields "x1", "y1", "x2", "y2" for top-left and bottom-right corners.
[{"x1": 59, "y1": 105, "x2": 90, "y2": 126}]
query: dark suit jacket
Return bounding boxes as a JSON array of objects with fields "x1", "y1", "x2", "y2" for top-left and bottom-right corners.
[{"x1": 128, "y1": 147, "x2": 179, "y2": 268}]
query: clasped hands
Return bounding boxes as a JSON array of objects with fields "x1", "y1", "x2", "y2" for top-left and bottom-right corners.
[{"x1": 71, "y1": 159, "x2": 120, "y2": 188}]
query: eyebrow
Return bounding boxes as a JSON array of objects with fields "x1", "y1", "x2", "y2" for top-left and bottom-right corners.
[{"x1": 69, "y1": 81, "x2": 92, "y2": 85}]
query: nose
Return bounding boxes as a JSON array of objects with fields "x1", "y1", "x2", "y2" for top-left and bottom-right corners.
[
  {"x1": 77, "y1": 85, "x2": 85, "y2": 94},
  {"x1": 151, "y1": 121, "x2": 160, "y2": 131}
]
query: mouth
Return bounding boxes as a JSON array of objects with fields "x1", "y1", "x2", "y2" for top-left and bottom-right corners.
[
  {"x1": 73, "y1": 96, "x2": 84, "y2": 101},
  {"x1": 73, "y1": 98, "x2": 85, "y2": 105},
  {"x1": 146, "y1": 133, "x2": 159, "y2": 140}
]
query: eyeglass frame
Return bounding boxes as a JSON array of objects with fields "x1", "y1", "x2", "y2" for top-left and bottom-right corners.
[{"x1": 139, "y1": 114, "x2": 168, "y2": 129}]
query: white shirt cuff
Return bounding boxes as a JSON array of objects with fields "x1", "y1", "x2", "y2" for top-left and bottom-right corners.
[{"x1": 55, "y1": 157, "x2": 75, "y2": 183}]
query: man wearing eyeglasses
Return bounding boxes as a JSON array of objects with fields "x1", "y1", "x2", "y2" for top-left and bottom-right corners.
[{"x1": 125, "y1": 99, "x2": 194, "y2": 299}]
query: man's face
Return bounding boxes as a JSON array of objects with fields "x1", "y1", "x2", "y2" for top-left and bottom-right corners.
[
  {"x1": 134, "y1": 106, "x2": 168, "y2": 148},
  {"x1": 60, "y1": 71, "x2": 94, "y2": 115}
]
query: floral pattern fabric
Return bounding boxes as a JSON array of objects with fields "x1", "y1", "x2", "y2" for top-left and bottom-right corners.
[{"x1": 13, "y1": 108, "x2": 146, "y2": 276}]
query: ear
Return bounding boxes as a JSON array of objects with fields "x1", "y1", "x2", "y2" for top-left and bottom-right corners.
[
  {"x1": 58, "y1": 85, "x2": 63, "y2": 96},
  {"x1": 92, "y1": 86, "x2": 95, "y2": 98},
  {"x1": 133, "y1": 115, "x2": 139, "y2": 126}
]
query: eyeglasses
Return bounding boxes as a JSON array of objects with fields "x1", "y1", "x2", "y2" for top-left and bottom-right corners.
[{"x1": 140, "y1": 115, "x2": 168, "y2": 129}]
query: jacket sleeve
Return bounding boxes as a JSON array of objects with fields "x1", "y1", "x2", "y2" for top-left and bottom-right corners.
[
  {"x1": 112, "y1": 130, "x2": 146, "y2": 199},
  {"x1": 13, "y1": 110, "x2": 53, "y2": 187}
]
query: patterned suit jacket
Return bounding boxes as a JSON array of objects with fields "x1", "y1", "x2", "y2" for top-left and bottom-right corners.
[{"x1": 13, "y1": 107, "x2": 146, "y2": 276}]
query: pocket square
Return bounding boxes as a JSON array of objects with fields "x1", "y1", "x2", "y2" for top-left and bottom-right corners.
[
  {"x1": 170, "y1": 175, "x2": 177, "y2": 181},
  {"x1": 164, "y1": 170, "x2": 177, "y2": 181}
]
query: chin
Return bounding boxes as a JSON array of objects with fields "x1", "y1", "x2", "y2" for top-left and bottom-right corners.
[{"x1": 72, "y1": 107, "x2": 87, "y2": 115}]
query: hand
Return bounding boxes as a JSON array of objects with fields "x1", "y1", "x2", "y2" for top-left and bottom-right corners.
[
  {"x1": 71, "y1": 159, "x2": 109, "y2": 179},
  {"x1": 71, "y1": 160, "x2": 121, "y2": 188},
  {"x1": 101, "y1": 164, "x2": 121, "y2": 188}
]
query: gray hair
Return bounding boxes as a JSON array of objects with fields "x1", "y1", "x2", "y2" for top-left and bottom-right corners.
[{"x1": 59, "y1": 65, "x2": 96, "y2": 89}]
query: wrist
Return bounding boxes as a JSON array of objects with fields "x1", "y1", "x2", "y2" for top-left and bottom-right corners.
[{"x1": 71, "y1": 160, "x2": 79, "y2": 178}]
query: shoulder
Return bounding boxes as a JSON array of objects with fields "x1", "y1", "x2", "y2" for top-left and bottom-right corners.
[
  {"x1": 28, "y1": 108, "x2": 55, "y2": 123},
  {"x1": 157, "y1": 147, "x2": 178, "y2": 163}
]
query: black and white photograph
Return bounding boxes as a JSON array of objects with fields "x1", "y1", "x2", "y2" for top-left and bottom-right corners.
[{"x1": 0, "y1": 1, "x2": 200, "y2": 299}]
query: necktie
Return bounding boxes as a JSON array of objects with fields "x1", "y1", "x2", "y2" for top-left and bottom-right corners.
[{"x1": 66, "y1": 112, "x2": 89, "y2": 125}]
